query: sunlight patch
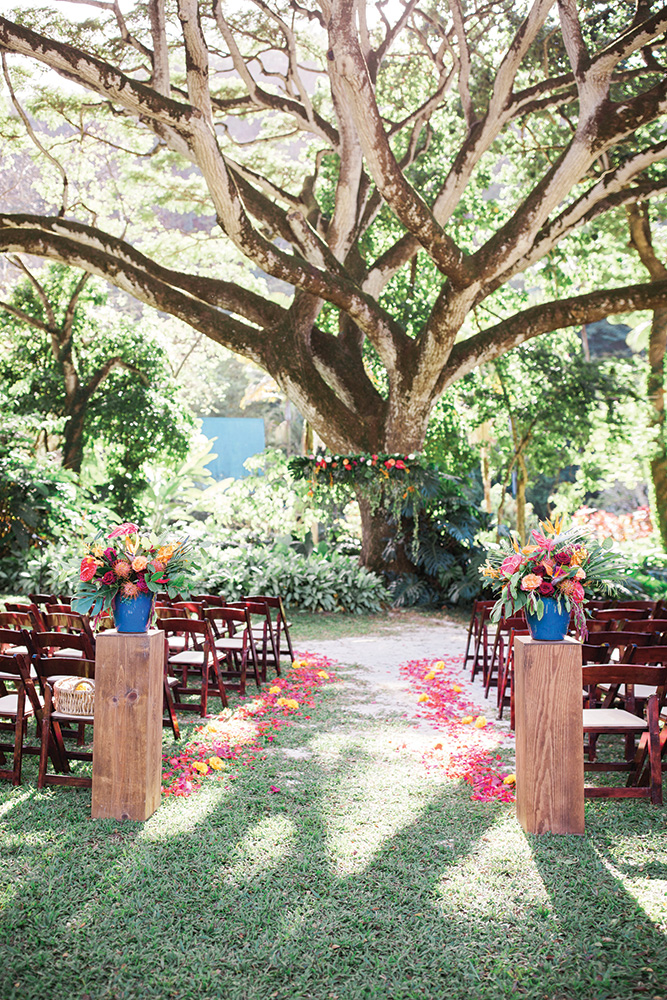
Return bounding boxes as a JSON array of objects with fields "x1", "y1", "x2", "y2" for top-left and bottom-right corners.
[{"x1": 226, "y1": 815, "x2": 296, "y2": 882}]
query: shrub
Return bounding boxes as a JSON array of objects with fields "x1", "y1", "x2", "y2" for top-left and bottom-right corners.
[{"x1": 198, "y1": 546, "x2": 388, "y2": 613}]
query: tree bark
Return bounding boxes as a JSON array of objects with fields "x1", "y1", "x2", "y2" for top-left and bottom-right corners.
[{"x1": 649, "y1": 308, "x2": 667, "y2": 547}]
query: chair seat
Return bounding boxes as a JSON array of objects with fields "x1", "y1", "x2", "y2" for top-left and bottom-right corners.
[
  {"x1": 214, "y1": 637, "x2": 245, "y2": 651},
  {"x1": 583, "y1": 708, "x2": 648, "y2": 730},
  {"x1": 50, "y1": 710, "x2": 94, "y2": 724},
  {"x1": 598, "y1": 682, "x2": 657, "y2": 700},
  {"x1": 167, "y1": 636, "x2": 187, "y2": 651},
  {"x1": 52, "y1": 648, "x2": 85, "y2": 659},
  {"x1": 170, "y1": 650, "x2": 205, "y2": 665},
  {"x1": 0, "y1": 693, "x2": 35, "y2": 718}
]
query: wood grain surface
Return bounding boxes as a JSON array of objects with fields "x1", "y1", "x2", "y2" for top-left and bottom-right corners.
[
  {"x1": 91, "y1": 628, "x2": 163, "y2": 822},
  {"x1": 514, "y1": 636, "x2": 585, "y2": 835}
]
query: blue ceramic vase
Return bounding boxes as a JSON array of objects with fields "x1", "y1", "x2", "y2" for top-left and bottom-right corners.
[
  {"x1": 525, "y1": 596, "x2": 570, "y2": 642},
  {"x1": 113, "y1": 590, "x2": 154, "y2": 633}
]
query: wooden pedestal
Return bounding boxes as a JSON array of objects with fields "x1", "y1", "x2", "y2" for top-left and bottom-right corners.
[
  {"x1": 91, "y1": 628, "x2": 163, "y2": 822},
  {"x1": 514, "y1": 636, "x2": 584, "y2": 835}
]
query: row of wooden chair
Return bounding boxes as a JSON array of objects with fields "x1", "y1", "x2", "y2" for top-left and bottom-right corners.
[
  {"x1": 463, "y1": 598, "x2": 667, "y2": 804},
  {"x1": 0, "y1": 591, "x2": 294, "y2": 788}
]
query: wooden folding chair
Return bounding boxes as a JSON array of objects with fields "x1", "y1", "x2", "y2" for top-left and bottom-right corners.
[
  {"x1": 35, "y1": 655, "x2": 96, "y2": 789},
  {"x1": 228, "y1": 600, "x2": 278, "y2": 683},
  {"x1": 484, "y1": 614, "x2": 525, "y2": 699},
  {"x1": 244, "y1": 594, "x2": 293, "y2": 671},
  {"x1": 156, "y1": 618, "x2": 228, "y2": 716},
  {"x1": 463, "y1": 601, "x2": 496, "y2": 681},
  {"x1": 496, "y1": 625, "x2": 530, "y2": 724},
  {"x1": 204, "y1": 606, "x2": 261, "y2": 694},
  {"x1": 0, "y1": 651, "x2": 61, "y2": 784},
  {"x1": 582, "y1": 662, "x2": 667, "y2": 805}
]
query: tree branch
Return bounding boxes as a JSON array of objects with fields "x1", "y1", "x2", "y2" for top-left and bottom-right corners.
[{"x1": 438, "y1": 279, "x2": 667, "y2": 392}]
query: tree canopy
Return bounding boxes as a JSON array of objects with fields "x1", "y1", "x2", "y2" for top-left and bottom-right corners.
[{"x1": 0, "y1": 0, "x2": 666, "y2": 564}]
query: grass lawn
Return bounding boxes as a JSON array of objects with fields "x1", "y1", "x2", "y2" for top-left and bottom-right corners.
[{"x1": 0, "y1": 611, "x2": 666, "y2": 999}]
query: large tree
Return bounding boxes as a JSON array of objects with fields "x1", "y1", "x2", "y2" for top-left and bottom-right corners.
[{"x1": 0, "y1": 0, "x2": 667, "y2": 568}]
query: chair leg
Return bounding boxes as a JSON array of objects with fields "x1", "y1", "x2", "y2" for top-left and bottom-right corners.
[
  {"x1": 647, "y1": 696, "x2": 662, "y2": 805},
  {"x1": 163, "y1": 678, "x2": 180, "y2": 740},
  {"x1": 11, "y1": 689, "x2": 26, "y2": 785}
]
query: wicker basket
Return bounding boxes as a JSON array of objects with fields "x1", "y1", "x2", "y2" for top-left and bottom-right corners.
[{"x1": 53, "y1": 676, "x2": 95, "y2": 716}]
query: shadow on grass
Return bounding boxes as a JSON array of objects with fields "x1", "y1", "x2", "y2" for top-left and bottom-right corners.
[{"x1": 1, "y1": 709, "x2": 666, "y2": 1000}]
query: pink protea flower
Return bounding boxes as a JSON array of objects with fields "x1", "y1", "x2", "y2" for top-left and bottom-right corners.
[
  {"x1": 108, "y1": 522, "x2": 140, "y2": 539},
  {"x1": 151, "y1": 559, "x2": 165, "y2": 573},
  {"x1": 559, "y1": 579, "x2": 585, "y2": 602},
  {"x1": 114, "y1": 560, "x2": 132, "y2": 578},
  {"x1": 121, "y1": 581, "x2": 139, "y2": 599},
  {"x1": 500, "y1": 554, "x2": 522, "y2": 576}
]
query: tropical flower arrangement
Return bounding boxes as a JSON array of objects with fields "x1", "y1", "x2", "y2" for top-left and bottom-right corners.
[
  {"x1": 72, "y1": 521, "x2": 201, "y2": 619},
  {"x1": 480, "y1": 516, "x2": 627, "y2": 636}
]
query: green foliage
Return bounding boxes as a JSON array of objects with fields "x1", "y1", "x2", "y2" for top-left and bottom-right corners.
[
  {"x1": 199, "y1": 545, "x2": 388, "y2": 614},
  {"x1": 0, "y1": 263, "x2": 193, "y2": 512}
]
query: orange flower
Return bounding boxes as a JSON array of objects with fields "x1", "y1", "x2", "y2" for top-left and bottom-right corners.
[
  {"x1": 461, "y1": 715, "x2": 474, "y2": 725},
  {"x1": 452, "y1": 684, "x2": 463, "y2": 693},
  {"x1": 570, "y1": 547, "x2": 588, "y2": 565},
  {"x1": 418, "y1": 693, "x2": 429, "y2": 702},
  {"x1": 424, "y1": 671, "x2": 436, "y2": 681},
  {"x1": 520, "y1": 574, "x2": 542, "y2": 591},
  {"x1": 192, "y1": 761, "x2": 209, "y2": 775},
  {"x1": 503, "y1": 773, "x2": 516, "y2": 785},
  {"x1": 474, "y1": 715, "x2": 487, "y2": 729},
  {"x1": 132, "y1": 555, "x2": 148, "y2": 572},
  {"x1": 208, "y1": 756, "x2": 225, "y2": 770},
  {"x1": 157, "y1": 544, "x2": 175, "y2": 564}
]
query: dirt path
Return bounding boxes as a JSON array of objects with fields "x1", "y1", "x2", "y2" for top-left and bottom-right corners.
[{"x1": 300, "y1": 617, "x2": 510, "y2": 750}]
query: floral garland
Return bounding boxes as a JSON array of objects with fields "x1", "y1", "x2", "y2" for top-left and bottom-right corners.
[{"x1": 288, "y1": 452, "x2": 445, "y2": 536}]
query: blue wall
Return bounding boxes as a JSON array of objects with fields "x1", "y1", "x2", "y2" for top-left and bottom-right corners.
[{"x1": 199, "y1": 417, "x2": 266, "y2": 480}]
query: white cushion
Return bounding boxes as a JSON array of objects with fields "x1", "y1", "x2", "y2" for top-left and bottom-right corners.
[{"x1": 583, "y1": 708, "x2": 648, "y2": 730}]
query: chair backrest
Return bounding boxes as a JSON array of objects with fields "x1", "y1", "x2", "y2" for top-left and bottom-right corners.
[
  {"x1": 171, "y1": 600, "x2": 205, "y2": 619},
  {"x1": 591, "y1": 608, "x2": 649, "y2": 623},
  {"x1": 203, "y1": 606, "x2": 249, "y2": 637},
  {"x1": 31, "y1": 630, "x2": 95, "y2": 660},
  {"x1": 581, "y1": 642, "x2": 611, "y2": 664},
  {"x1": 0, "y1": 625, "x2": 30, "y2": 654},
  {"x1": 0, "y1": 651, "x2": 42, "y2": 715},
  {"x1": 244, "y1": 594, "x2": 288, "y2": 623},
  {"x1": 28, "y1": 593, "x2": 57, "y2": 608},
  {"x1": 192, "y1": 594, "x2": 227, "y2": 607},
  {"x1": 584, "y1": 599, "x2": 616, "y2": 612},
  {"x1": 155, "y1": 617, "x2": 212, "y2": 639},
  {"x1": 43, "y1": 611, "x2": 94, "y2": 641},
  {"x1": 582, "y1": 662, "x2": 667, "y2": 707},
  {"x1": 497, "y1": 614, "x2": 526, "y2": 633},
  {"x1": 584, "y1": 630, "x2": 654, "y2": 649},
  {"x1": 155, "y1": 604, "x2": 186, "y2": 620},
  {"x1": 617, "y1": 618, "x2": 667, "y2": 634},
  {"x1": 33, "y1": 654, "x2": 96, "y2": 687},
  {"x1": 622, "y1": 645, "x2": 667, "y2": 666},
  {"x1": 0, "y1": 610, "x2": 32, "y2": 630},
  {"x1": 5, "y1": 602, "x2": 45, "y2": 631},
  {"x1": 614, "y1": 600, "x2": 658, "y2": 615}
]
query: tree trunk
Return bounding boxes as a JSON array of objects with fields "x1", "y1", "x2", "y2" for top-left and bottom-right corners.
[
  {"x1": 648, "y1": 308, "x2": 667, "y2": 548},
  {"x1": 357, "y1": 495, "x2": 416, "y2": 577},
  {"x1": 62, "y1": 391, "x2": 89, "y2": 472}
]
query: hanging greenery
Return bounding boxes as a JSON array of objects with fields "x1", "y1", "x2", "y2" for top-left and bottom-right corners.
[{"x1": 288, "y1": 451, "x2": 445, "y2": 521}]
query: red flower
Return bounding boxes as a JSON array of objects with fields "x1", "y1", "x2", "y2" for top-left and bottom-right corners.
[
  {"x1": 101, "y1": 571, "x2": 116, "y2": 585},
  {"x1": 394, "y1": 459, "x2": 406, "y2": 469},
  {"x1": 79, "y1": 556, "x2": 98, "y2": 582},
  {"x1": 538, "y1": 580, "x2": 554, "y2": 596},
  {"x1": 136, "y1": 574, "x2": 149, "y2": 593}
]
